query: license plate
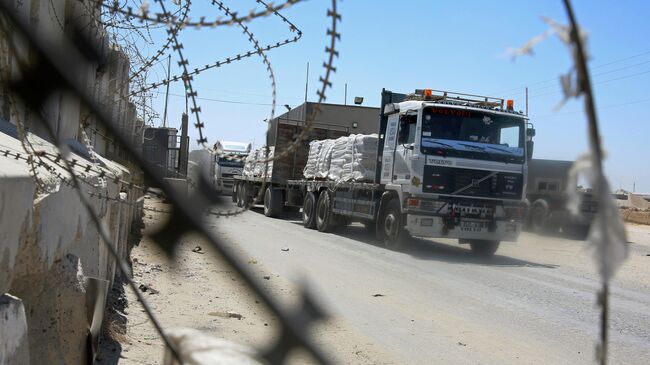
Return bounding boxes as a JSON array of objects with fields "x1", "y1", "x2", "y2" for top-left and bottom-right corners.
[{"x1": 459, "y1": 220, "x2": 487, "y2": 232}]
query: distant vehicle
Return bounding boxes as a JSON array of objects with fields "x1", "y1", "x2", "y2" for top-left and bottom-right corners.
[
  {"x1": 188, "y1": 141, "x2": 251, "y2": 195},
  {"x1": 525, "y1": 158, "x2": 597, "y2": 238},
  {"x1": 214, "y1": 141, "x2": 251, "y2": 195},
  {"x1": 235, "y1": 88, "x2": 534, "y2": 256}
]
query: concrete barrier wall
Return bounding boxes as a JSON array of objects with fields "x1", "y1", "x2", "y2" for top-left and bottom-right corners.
[
  {"x1": 1, "y1": 131, "x2": 139, "y2": 364},
  {"x1": 0, "y1": 0, "x2": 144, "y2": 363}
]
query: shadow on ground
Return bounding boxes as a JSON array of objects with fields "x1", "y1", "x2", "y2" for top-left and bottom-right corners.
[
  {"x1": 339, "y1": 225, "x2": 558, "y2": 268},
  {"x1": 250, "y1": 207, "x2": 558, "y2": 269},
  {"x1": 95, "y1": 276, "x2": 127, "y2": 365}
]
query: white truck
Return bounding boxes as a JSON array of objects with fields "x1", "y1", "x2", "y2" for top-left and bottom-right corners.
[
  {"x1": 188, "y1": 141, "x2": 251, "y2": 194},
  {"x1": 213, "y1": 140, "x2": 251, "y2": 195},
  {"x1": 235, "y1": 89, "x2": 534, "y2": 256}
]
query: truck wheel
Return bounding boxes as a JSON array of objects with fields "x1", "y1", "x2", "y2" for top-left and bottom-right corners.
[
  {"x1": 529, "y1": 200, "x2": 549, "y2": 233},
  {"x1": 302, "y1": 192, "x2": 318, "y2": 229},
  {"x1": 241, "y1": 183, "x2": 252, "y2": 208},
  {"x1": 232, "y1": 183, "x2": 239, "y2": 203},
  {"x1": 469, "y1": 240, "x2": 500, "y2": 257},
  {"x1": 236, "y1": 183, "x2": 244, "y2": 207},
  {"x1": 315, "y1": 190, "x2": 336, "y2": 232},
  {"x1": 380, "y1": 198, "x2": 409, "y2": 250},
  {"x1": 263, "y1": 187, "x2": 283, "y2": 217}
]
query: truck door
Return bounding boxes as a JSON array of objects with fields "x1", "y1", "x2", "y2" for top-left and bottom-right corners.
[
  {"x1": 393, "y1": 113, "x2": 417, "y2": 184},
  {"x1": 380, "y1": 114, "x2": 399, "y2": 184}
]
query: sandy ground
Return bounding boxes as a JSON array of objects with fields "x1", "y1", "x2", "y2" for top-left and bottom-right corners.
[
  {"x1": 100, "y1": 197, "x2": 650, "y2": 364},
  {"x1": 98, "y1": 197, "x2": 397, "y2": 365}
]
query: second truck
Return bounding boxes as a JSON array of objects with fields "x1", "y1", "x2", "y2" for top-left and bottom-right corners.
[{"x1": 234, "y1": 89, "x2": 534, "y2": 256}]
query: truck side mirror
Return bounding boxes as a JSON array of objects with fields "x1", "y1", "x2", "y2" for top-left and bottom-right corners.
[
  {"x1": 526, "y1": 140, "x2": 534, "y2": 160},
  {"x1": 526, "y1": 128, "x2": 536, "y2": 138}
]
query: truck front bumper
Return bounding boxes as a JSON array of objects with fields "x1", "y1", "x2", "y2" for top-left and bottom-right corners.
[{"x1": 406, "y1": 214, "x2": 521, "y2": 242}]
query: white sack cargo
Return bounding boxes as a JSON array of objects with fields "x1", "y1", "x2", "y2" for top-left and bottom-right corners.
[
  {"x1": 327, "y1": 136, "x2": 351, "y2": 181},
  {"x1": 315, "y1": 139, "x2": 334, "y2": 179},
  {"x1": 252, "y1": 146, "x2": 274, "y2": 178},
  {"x1": 242, "y1": 149, "x2": 258, "y2": 178},
  {"x1": 303, "y1": 140, "x2": 323, "y2": 179},
  {"x1": 338, "y1": 134, "x2": 377, "y2": 181},
  {"x1": 303, "y1": 134, "x2": 377, "y2": 182}
]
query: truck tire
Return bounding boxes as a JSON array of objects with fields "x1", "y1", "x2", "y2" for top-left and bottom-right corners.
[
  {"x1": 263, "y1": 187, "x2": 283, "y2": 217},
  {"x1": 529, "y1": 199, "x2": 549, "y2": 233},
  {"x1": 232, "y1": 183, "x2": 239, "y2": 203},
  {"x1": 236, "y1": 183, "x2": 244, "y2": 207},
  {"x1": 469, "y1": 240, "x2": 500, "y2": 257},
  {"x1": 302, "y1": 192, "x2": 318, "y2": 229},
  {"x1": 315, "y1": 190, "x2": 336, "y2": 232},
  {"x1": 241, "y1": 183, "x2": 252, "y2": 208},
  {"x1": 379, "y1": 198, "x2": 409, "y2": 250}
]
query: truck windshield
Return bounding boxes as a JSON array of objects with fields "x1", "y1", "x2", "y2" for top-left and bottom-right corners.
[
  {"x1": 223, "y1": 145, "x2": 248, "y2": 151},
  {"x1": 218, "y1": 156, "x2": 245, "y2": 168},
  {"x1": 421, "y1": 106, "x2": 525, "y2": 163}
]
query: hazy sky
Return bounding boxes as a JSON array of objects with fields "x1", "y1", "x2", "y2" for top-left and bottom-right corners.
[{"x1": 142, "y1": 0, "x2": 650, "y2": 192}]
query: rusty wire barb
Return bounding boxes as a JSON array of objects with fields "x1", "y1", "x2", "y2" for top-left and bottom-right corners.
[{"x1": 0, "y1": 0, "x2": 340, "y2": 363}]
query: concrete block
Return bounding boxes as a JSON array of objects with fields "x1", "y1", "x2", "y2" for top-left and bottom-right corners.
[
  {"x1": 0, "y1": 294, "x2": 30, "y2": 365},
  {"x1": 0, "y1": 171, "x2": 35, "y2": 294},
  {"x1": 10, "y1": 254, "x2": 88, "y2": 365}
]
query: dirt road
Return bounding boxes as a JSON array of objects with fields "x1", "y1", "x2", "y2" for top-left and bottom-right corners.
[{"x1": 105, "y1": 198, "x2": 650, "y2": 364}]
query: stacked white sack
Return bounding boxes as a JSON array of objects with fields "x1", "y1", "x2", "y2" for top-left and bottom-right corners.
[
  {"x1": 342, "y1": 134, "x2": 378, "y2": 181},
  {"x1": 327, "y1": 136, "x2": 352, "y2": 181},
  {"x1": 242, "y1": 149, "x2": 258, "y2": 178},
  {"x1": 252, "y1": 146, "x2": 274, "y2": 178},
  {"x1": 315, "y1": 139, "x2": 334, "y2": 179},
  {"x1": 303, "y1": 140, "x2": 322, "y2": 179}
]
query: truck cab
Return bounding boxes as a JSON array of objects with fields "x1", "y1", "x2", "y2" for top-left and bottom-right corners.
[
  {"x1": 214, "y1": 140, "x2": 252, "y2": 195},
  {"x1": 377, "y1": 89, "x2": 533, "y2": 255}
]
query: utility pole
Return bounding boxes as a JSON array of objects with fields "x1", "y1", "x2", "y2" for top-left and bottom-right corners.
[
  {"x1": 179, "y1": 113, "x2": 189, "y2": 177},
  {"x1": 304, "y1": 62, "x2": 309, "y2": 103},
  {"x1": 525, "y1": 87, "x2": 529, "y2": 116},
  {"x1": 344, "y1": 83, "x2": 347, "y2": 105},
  {"x1": 162, "y1": 55, "x2": 171, "y2": 127}
]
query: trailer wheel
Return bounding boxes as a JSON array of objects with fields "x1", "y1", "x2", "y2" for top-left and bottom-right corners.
[
  {"x1": 264, "y1": 187, "x2": 283, "y2": 217},
  {"x1": 302, "y1": 192, "x2": 318, "y2": 229},
  {"x1": 315, "y1": 190, "x2": 336, "y2": 232},
  {"x1": 380, "y1": 198, "x2": 409, "y2": 250},
  {"x1": 529, "y1": 199, "x2": 549, "y2": 233},
  {"x1": 236, "y1": 183, "x2": 244, "y2": 207},
  {"x1": 232, "y1": 183, "x2": 239, "y2": 204},
  {"x1": 469, "y1": 240, "x2": 500, "y2": 257}
]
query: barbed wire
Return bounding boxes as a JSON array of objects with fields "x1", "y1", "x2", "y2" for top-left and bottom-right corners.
[
  {"x1": 130, "y1": 0, "x2": 302, "y2": 98},
  {"x1": 126, "y1": 0, "x2": 190, "y2": 82},
  {"x1": 102, "y1": 0, "x2": 303, "y2": 28},
  {"x1": 0, "y1": 0, "x2": 341, "y2": 362}
]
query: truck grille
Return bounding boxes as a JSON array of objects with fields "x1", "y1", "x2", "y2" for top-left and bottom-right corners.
[{"x1": 423, "y1": 165, "x2": 523, "y2": 199}]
